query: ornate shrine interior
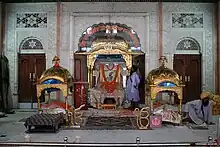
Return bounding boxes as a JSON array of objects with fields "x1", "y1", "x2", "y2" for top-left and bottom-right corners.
[
  {"x1": 89, "y1": 54, "x2": 127, "y2": 109},
  {"x1": 75, "y1": 35, "x2": 144, "y2": 109},
  {"x1": 86, "y1": 38, "x2": 133, "y2": 109}
]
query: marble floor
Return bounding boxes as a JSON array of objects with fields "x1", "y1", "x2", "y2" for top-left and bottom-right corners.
[{"x1": 0, "y1": 109, "x2": 219, "y2": 145}]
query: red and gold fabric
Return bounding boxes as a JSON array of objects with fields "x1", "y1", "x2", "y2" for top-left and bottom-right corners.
[{"x1": 100, "y1": 64, "x2": 120, "y2": 93}]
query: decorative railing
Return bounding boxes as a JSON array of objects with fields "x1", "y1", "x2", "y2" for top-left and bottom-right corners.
[
  {"x1": 0, "y1": 136, "x2": 219, "y2": 147},
  {"x1": 0, "y1": 142, "x2": 209, "y2": 147}
]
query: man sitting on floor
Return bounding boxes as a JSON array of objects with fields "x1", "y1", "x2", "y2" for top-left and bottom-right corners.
[{"x1": 183, "y1": 91, "x2": 214, "y2": 126}]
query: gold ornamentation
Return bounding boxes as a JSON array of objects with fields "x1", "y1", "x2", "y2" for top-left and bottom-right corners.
[
  {"x1": 37, "y1": 84, "x2": 68, "y2": 97},
  {"x1": 159, "y1": 56, "x2": 168, "y2": 67},
  {"x1": 134, "y1": 107, "x2": 150, "y2": 130},
  {"x1": 147, "y1": 56, "x2": 183, "y2": 86},
  {"x1": 87, "y1": 48, "x2": 132, "y2": 70},
  {"x1": 86, "y1": 39, "x2": 132, "y2": 90},
  {"x1": 146, "y1": 56, "x2": 185, "y2": 120},
  {"x1": 36, "y1": 56, "x2": 73, "y2": 118},
  {"x1": 38, "y1": 56, "x2": 73, "y2": 85},
  {"x1": 38, "y1": 76, "x2": 65, "y2": 84},
  {"x1": 104, "y1": 42, "x2": 113, "y2": 50},
  {"x1": 72, "y1": 104, "x2": 85, "y2": 125},
  {"x1": 52, "y1": 56, "x2": 60, "y2": 64},
  {"x1": 91, "y1": 39, "x2": 129, "y2": 52}
]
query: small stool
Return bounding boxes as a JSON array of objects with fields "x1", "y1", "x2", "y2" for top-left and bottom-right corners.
[{"x1": 101, "y1": 104, "x2": 116, "y2": 110}]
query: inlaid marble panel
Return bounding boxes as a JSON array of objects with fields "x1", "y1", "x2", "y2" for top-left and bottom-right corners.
[
  {"x1": 16, "y1": 13, "x2": 47, "y2": 28},
  {"x1": 20, "y1": 38, "x2": 43, "y2": 49},
  {"x1": 172, "y1": 13, "x2": 203, "y2": 28},
  {"x1": 71, "y1": 13, "x2": 150, "y2": 75},
  {"x1": 176, "y1": 37, "x2": 200, "y2": 50},
  {"x1": 60, "y1": 12, "x2": 71, "y2": 71},
  {"x1": 62, "y1": 2, "x2": 157, "y2": 13},
  {"x1": 163, "y1": 3, "x2": 214, "y2": 92},
  {"x1": 110, "y1": 15, "x2": 148, "y2": 53},
  {"x1": 7, "y1": 3, "x2": 57, "y2": 13},
  {"x1": 6, "y1": 3, "x2": 57, "y2": 108},
  {"x1": 4, "y1": 2, "x2": 215, "y2": 108},
  {"x1": 16, "y1": 30, "x2": 48, "y2": 52},
  {"x1": 72, "y1": 15, "x2": 109, "y2": 52}
]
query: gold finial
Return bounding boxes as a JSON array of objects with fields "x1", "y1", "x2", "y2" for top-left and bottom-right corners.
[
  {"x1": 159, "y1": 56, "x2": 168, "y2": 67},
  {"x1": 52, "y1": 56, "x2": 60, "y2": 65}
]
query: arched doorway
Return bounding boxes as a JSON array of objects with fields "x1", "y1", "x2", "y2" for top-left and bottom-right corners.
[
  {"x1": 74, "y1": 23, "x2": 145, "y2": 108},
  {"x1": 173, "y1": 37, "x2": 201, "y2": 103},
  {"x1": 18, "y1": 37, "x2": 46, "y2": 108}
]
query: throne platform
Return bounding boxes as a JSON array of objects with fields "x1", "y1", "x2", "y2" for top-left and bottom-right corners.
[{"x1": 88, "y1": 55, "x2": 128, "y2": 109}]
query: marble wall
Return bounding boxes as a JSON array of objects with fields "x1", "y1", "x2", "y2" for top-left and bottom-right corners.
[
  {"x1": 5, "y1": 3, "x2": 57, "y2": 108},
  {"x1": 162, "y1": 3, "x2": 214, "y2": 92},
  {"x1": 4, "y1": 2, "x2": 215, "y2": 108}
]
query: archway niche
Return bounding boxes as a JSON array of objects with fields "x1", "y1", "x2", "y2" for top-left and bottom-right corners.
[
  {"x1": 77, "y1": 23, "x2": 142, "y2": 52},
  {"x1": 19, "y1": 36, "x2": 44, "y2": 50},
  {"x1": 176, "y1": 37, "x2": 201, "y2": 52}
]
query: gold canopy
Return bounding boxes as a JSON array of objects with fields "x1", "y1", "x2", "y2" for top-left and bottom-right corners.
[
  {"x1": 146, "y1": 56, "x2": 185, "y2": 118},
  {"x1": 36, "y1": 56, "x2": 73, "y2": 113},
  {"x1": 147, "y1": 56, "x2": 182, "y2": 86},
  {"x1": 38, "y1": 56, "x2": 73, "y2": 84},
  {"x1": 91, "y1": 38, "x2": 130, "y2": 52}
]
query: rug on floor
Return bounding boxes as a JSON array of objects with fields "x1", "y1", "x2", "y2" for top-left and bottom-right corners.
[{"x1": 80, "y1": 117, "x2": 136, "y2": 130}]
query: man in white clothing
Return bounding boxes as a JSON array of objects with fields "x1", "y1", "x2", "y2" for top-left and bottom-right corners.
[{"x1": 183, "y1": 91, "x2": 214, "y2": 126}]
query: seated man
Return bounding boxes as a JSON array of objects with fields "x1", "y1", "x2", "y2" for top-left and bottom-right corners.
[{"x1": 183, "y1": 91, "x2": 214, "y2": 126}]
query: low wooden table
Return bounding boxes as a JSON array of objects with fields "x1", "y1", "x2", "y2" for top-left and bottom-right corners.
[{"x1": 24, "y1": 113, "x2": 64, "y2": 133}]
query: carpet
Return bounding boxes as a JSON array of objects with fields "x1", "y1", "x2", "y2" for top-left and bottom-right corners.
[{"x1": 81, "y1": 117, "x2": 136, "y2": 130}]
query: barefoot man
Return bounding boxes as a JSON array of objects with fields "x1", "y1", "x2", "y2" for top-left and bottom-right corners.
[{"x1": 183, "y1": 91, "x2": 214, "y2": 126}]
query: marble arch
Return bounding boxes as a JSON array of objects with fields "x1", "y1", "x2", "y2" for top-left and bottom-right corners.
[{"x1": 78, "y1": 23, "x2": 141, "y2": 52}]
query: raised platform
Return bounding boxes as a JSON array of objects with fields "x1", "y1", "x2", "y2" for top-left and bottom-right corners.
[
  {"x1": 65, "y1": 109, "x2": 137, "y2": 130},
  {"x1": 0, "y1": 110, "x2": 217, "y2": 144},
  {"x1": 82, "y1": 108, "x2": 135, "y2": 118}
]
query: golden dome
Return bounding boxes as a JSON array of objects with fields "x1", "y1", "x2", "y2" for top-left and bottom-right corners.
[
  {"x1": 38, "y1": 56, "x2": 73, "y2": 84},
  {"x1": 147, "y1": 56, "x2": 181, "y2": 86}
]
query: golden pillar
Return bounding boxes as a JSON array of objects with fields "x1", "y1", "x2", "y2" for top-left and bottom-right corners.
[
  {"x1": 37, "y1": 97, "x2": 40, "y2": 113},
  {"x1": 88, "y1": 65, "x2": 92, "y2": 88}
]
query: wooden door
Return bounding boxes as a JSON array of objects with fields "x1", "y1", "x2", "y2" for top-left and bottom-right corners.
[
  {"x1": 33, "y1": 55, "x2": 46, "y2": 102},
  {"x1": 74, "y1": 55, "x2": 87, "y2": 82},
  {"x1": 173, "y1": 54, "x2": 201, "y2": 103},
  {"x1": 133, "y1": 54, "x2": 145, "y2": 104},
  {"x1": 18, "y1": 54, "x2": 46, "y2": 103},
  {"x1": 74, "y1": 54, "x2": 88, "y2": 109}
]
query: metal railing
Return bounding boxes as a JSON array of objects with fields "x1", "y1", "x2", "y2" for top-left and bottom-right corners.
[
  {"x1": 0, "y1": 136, "x2": 217, "y2": 147},
  {"x1": 0, "y1": 142, "x2": 201, "y2": 146}
]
